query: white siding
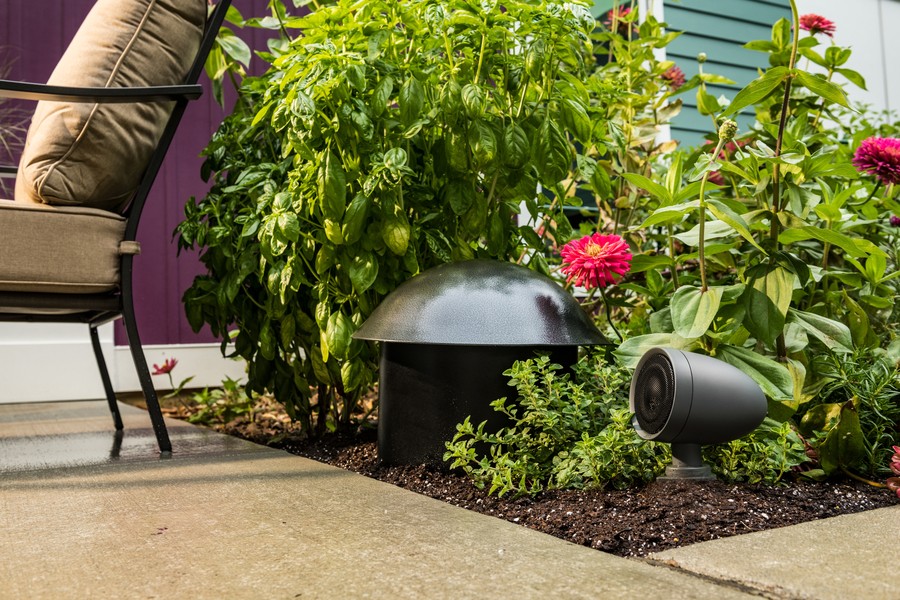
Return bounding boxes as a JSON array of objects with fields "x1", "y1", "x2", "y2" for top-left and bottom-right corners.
[{"x1": 796, "y1": 0, "x2": 899, "y2": 113}]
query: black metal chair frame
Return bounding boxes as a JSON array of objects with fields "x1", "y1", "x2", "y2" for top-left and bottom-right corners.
[{"x1": 0, "y1": 0, "x2": 232, "y2": 454}]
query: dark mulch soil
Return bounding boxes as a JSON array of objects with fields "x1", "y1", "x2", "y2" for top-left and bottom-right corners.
[{"x1": 153, "y1": 395, "x2": 898, "y2": 558}]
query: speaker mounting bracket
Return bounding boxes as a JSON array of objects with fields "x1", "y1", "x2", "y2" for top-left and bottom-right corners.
[{"x1": 661, "y1": 442, "x2": 715, "y2": 480}]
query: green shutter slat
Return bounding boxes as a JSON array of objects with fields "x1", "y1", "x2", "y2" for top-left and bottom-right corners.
[
  {"x1": 666, "y1": 0, "x2": 789, "y2": 24},
  {"x1": 664, "y1": 0, "x2": 790, "y2": 147}
]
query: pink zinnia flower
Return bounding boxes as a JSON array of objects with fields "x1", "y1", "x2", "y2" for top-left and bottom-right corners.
[
  {"x1": 560, "y1": 233, "x2": 632, "y2": 289},
  {"x1": 799, "y1": 14, "x2": 836, "y2": 37},
  {"x1": 152, "y1": 358, "x2": 178, "y2": 376},
  {"x1": 853, "y1": 137, "x2": 900, "y2": 186},
  {"x1": 708, "y1": 171, "x2": 725, "y2": 186},
  {"x1": 661, "y1": 65, "x2": 686, "y2": 91}
]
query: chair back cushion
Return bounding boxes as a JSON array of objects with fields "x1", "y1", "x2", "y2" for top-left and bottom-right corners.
[{"x1": 15, "y1": 0, "x2": 206, "y2": 212}]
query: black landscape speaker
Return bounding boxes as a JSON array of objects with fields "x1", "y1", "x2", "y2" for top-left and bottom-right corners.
[{"x1": 629, "y1": 347, "x2": 767, "y2": 480}]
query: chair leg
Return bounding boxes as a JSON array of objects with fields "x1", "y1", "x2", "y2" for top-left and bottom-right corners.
[
  {"x1": 121, "y1": 271, "x2": 172, "y2": 454},
  {"x1": 90, "y1": 324, "x2": 123, "y2": 431}
]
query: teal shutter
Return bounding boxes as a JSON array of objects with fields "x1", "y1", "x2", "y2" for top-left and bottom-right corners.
[{"x1": 664, "y1": 0, "x2": 791, "y2": 146}]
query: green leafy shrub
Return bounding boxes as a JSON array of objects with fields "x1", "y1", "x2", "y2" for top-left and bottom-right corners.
[
  {"x1": 444, "y1": 352, "x2": 671, "y2": 497},
  {"x1": 178, "y1": 0, "x2": 605, "y2": 435},
  {"x1": 704, "y1": 418, "x2": 807, "y2": 484}
]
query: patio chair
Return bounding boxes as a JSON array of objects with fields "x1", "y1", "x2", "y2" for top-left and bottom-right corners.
[{"x1": 0, "y1": 0, "x2": 232, "y2": 453}]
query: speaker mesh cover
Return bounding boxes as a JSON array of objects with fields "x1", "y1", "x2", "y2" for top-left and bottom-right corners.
[{"x1": 634, "y1": 353, "x2": 675, "y2": 435}]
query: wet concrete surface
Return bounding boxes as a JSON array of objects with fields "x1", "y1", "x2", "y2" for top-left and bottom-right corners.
[
  {"x1": 0, "y1": 400, "x2": 267, "y2": 472},
  {"x1": 1, "y1": 400, "x2": 753, "y2": 599}
]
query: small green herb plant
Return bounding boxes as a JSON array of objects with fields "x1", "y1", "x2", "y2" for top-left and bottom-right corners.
[
  {"x1": 187, "y1": 377, "x2": 256, "y2": 427},
  {"x1": 444, "y1": 352, "x2": 670, "y2": 497}
]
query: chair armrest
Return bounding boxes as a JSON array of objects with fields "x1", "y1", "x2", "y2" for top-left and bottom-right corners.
[{"x1": 0, "y1": 79, "x2": 203, "y2": 103}]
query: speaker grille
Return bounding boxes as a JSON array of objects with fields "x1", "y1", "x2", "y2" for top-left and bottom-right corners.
[{"x1": 634, "y1": 353, "x2": 675, "y2": 435}]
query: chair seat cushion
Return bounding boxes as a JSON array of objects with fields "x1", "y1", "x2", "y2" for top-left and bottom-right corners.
[
  {"x1": 15, "y1": 0, "x2": 206, "y2": 212},
  {"x1": 0, "y1": 200, "x2": 127, "y2": 294}
]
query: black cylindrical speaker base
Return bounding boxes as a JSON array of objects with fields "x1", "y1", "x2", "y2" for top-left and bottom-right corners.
[{"x1": 377, "y1": 342, "x2": 578, "y2": 466}]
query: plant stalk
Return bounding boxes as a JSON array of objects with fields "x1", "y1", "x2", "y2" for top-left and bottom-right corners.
[
  {"x1": 698, "y1": 138, "x2": 727, "y2": 292},
  {"x1": 771, "y1": 0, "x2": 801, "y2": 362}
]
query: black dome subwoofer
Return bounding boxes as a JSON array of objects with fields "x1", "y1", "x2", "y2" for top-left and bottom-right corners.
[{"x1": 629, "y1": 347, "x2": 767, "y2": 479}]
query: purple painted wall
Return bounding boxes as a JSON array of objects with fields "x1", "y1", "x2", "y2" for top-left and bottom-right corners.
[{"x1": 1, "y1": 0, "x2": 274, "y2": 346}]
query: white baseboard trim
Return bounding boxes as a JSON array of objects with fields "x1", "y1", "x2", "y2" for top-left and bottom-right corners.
[
  {"x1": 113, "y1": 343, "x2": 247, "y2": 394},
  {"x1": 0, "y1": 322, "x2": 246, "y2": 403}
]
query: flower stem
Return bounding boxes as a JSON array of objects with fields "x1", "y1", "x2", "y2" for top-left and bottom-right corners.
[
  {"x1": 599, "y1": 287, "x2": 623, "y2": 342},
  {"x1": 668, "y1": 224, "x2": 680, "y2": 290},
  {"x1": 770, "y1": 0, "x2": 801, "y2": 362},
  {"x1": 840, "y1": 467, "x2": 887, "y2": 489}
]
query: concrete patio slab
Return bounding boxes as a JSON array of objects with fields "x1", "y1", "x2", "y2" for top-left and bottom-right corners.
[
  {"x1": 1, "y1": 401, "x2": 751, "y2": 599},
  {"x1": 651, "y1": 504, "x2": 900, "y2": 600}
]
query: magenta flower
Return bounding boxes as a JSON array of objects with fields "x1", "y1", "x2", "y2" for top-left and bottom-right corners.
[
  {"x1": 560, "y1": 233, "x2": 632, "y2": 289},
  {"x1": 853, "y1": 137, "x2": 900, "y2": 186},
  {"x1": 152, "y1": 358, "x2": 178, "y2": 376},
  {"x1": 891, "y1": 446, "x2": 900, "y2": 476},
  {"x1": 708, "y1": 170, "x2": 726, "y2": 186},
  {"x1": 661, "y1": 65, "x2": 686, "y2": 91},
  {"x1": 799, "y1": 14, "x2": 836, "y2": 37},
  {"x1": 890, "y1": 215, "x2": 900, "y2": 227}
]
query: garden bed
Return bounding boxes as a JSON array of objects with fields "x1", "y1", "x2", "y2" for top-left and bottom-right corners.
[{"x1": 145, "y1": 394, "x2": 897, "y2": 558}]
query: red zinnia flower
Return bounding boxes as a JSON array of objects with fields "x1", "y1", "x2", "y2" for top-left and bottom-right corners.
[
  {"x1": 604, "y1": 6, "x2": 634, "y2": 36},
  {"x1": 853, "y1": 137, "x2": 900, "y2": 186},
  {"x1": 661, "y1": 65, "x2": 686, "y2": 91},
  {"x1": 799, "y1": 14, "x2": 836, "y2": 37},
  {"x1": 560, "y1": 233, "x2": 632, "y2": 289},
  {"x1": 152, "y1": 358, "x2": 178, "y2": 376}
]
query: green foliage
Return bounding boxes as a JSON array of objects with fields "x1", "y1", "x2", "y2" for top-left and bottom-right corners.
[
  {"x1": 187, "y1": 377, "x2": 255, "y2": 426},
  {"x1": 704, "y1": 418, "x2": 807, "y2": 484},
  {"x1": 800, "y1": 351, "x2": 900, "y2": 478},
  {"x1": 617, "y1": 2, "x2": 900, "y2": 442},
  {"x1": 443, "y1": 352, "x2": 671, "y2": 497},
  {"x1": 179, "y1": 0, "x2": 606, "y2": 435}
]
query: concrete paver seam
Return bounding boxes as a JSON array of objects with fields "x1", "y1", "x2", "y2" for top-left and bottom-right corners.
[{"x1": 639, "y1": 558, "x2": 806, "y2": 600}]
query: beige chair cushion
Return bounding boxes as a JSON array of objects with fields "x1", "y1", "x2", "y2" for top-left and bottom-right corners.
[
  {"x1": 0, "y1": 200, "x2": 128, "y2": 294},
  {"x1": 15, "y1": 0, "x2": 206, "y2": 212}
]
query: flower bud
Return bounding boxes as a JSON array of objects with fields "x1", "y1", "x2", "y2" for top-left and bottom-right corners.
[
  {"x1": 697, "y1": 52, "x2": 707, "y2": 64},
  {"x1": 887, "y1": 477, "x2": 900, "y2": 498},
  {"x1": 891, "y1": 215, "x2": 900, "y2": 227},
  {"x1": 718, "y1": 119, "x2": 738, "y2": 143}
]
